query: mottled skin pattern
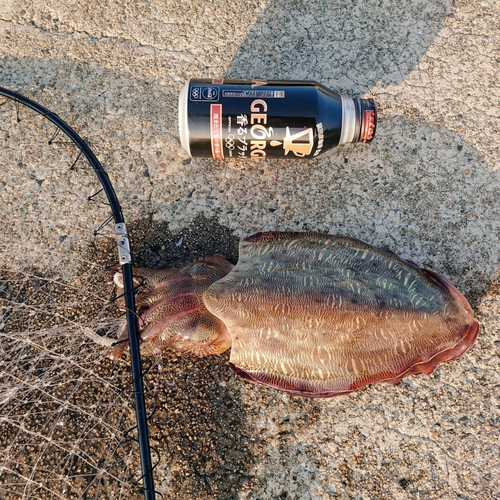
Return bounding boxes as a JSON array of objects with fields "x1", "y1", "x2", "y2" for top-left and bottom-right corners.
[{"x1": 112, "y1": 232, "x2": 478, "y2": 397}]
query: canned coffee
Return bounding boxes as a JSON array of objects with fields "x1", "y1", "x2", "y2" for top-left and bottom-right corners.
[{"x1": 178, "y1": 79, "x2": 376, "y2": 159}]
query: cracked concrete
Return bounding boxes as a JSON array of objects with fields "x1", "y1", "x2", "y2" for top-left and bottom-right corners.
[{"x1": 1, "y1": 0, "x2": 499, "y2": 499}]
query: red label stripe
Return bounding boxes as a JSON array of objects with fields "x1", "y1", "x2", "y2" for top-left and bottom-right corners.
[{"x1": 210, "y1": 104, "x2": 224, "y2": 159}]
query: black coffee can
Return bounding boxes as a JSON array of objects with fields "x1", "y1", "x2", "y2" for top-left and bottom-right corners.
[{"x1": 179, "y1": 79, "x2": 376, "y2": 159}]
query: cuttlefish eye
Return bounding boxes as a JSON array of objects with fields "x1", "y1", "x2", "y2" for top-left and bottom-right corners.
[{"x1": 110, "y1": 232, "x2": 478, "y2": 398}]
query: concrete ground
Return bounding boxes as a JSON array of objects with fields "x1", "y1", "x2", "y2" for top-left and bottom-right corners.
[{"x1": 1, "y1": 0, "x2": 499, "y2": 498}]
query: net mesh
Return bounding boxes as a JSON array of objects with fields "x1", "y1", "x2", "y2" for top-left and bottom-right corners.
[{"x1": 0, "y1": 93, "x2": 145, "y2": 499}]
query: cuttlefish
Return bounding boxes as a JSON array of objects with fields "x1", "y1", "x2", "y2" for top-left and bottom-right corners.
[{"x1": 110, "y1": 232, "x2": 478, "y2": 397}]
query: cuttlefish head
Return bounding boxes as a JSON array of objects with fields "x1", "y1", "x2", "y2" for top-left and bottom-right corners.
[{"x1": 110, "y1": 256, "x2": 233, "y2": 360}]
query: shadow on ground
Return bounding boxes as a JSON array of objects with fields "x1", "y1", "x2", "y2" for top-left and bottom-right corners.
[{"x1": 125, "y1": 216, "x2": 322, "y2": 499}]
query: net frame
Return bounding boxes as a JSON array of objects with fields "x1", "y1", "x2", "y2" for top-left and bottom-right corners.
[{"x1": 0, "y1": 86, "x2": 156, "y2": 500}]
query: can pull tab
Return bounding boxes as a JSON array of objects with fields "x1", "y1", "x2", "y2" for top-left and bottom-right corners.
[{"x1": 115, "y1": 223, "x2": 132, "y2": 265}]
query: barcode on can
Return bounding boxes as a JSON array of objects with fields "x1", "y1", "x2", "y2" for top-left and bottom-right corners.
[{"x1": 222, "y1": 90, "x2": 285, "y2": 98}]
